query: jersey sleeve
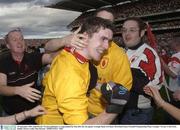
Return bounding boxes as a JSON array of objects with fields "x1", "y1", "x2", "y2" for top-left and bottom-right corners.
[
  {"x1": 131, "y1": 68, "x2": 150, "y2": 94},
  {"x1": 112, "y1": 47, "x2": 132, "y2": 91}
]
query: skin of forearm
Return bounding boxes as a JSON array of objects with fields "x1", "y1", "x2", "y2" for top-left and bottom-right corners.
[
  {"x1": 161, "y1": 101, "x2": 180, "y2": 121},
  {"x1": 0, "y1": 115, "x2": 18, "y2": 124},
  {"x1": 44, "y1": 38, "x2": 66, "y2": 52},
  {"x1": 0, "y1": 111, "x2": 28, "y2": 124},
  {"x1": 0, "y1": 85, "x2": 18, "y2": 96},
  {"x1": 83, "y1": 111, "x2": 117, "y2": 125}
]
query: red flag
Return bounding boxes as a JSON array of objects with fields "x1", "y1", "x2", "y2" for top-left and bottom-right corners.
[
  {"x1": 146, "y1": 23, "x2": 158, "y2": 51},
  {"x1": 146, "y1": 22, "x2": 164, "y2": 83}
]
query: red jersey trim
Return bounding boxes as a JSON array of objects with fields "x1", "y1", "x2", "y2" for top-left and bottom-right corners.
[{"x1": 64, "y1": 47, "x2": 88, "y2": 64}]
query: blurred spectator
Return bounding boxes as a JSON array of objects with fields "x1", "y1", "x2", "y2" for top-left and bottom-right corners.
[{"x1": 165, "y1": 36, "x2": 180, "y2": 124}]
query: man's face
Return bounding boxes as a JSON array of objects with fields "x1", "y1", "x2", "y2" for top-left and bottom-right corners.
[
  {"x1": 122, "y1": 20, "x2": 144, "y2": 47},
  {"x1": 96, "y1": 11, "x2": 114, "y2": 22},
  {"x1": 86, "y1": 27, "x2": 113, "y2": 61},
  {"x1": 6, "y1": 31, "x2": 25, "y2": 54}
]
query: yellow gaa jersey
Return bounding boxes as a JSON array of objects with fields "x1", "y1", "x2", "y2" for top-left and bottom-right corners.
[
  {"x1": 36, "y1": 49, "x2": 90, "y2": 125},
  {"x1": 88, "y1": 41, "x2": 132, "y2": 116}
]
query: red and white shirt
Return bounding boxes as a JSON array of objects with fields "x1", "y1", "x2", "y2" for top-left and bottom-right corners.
[{"x1": 168, "y1": 51, "x2": 180, "y2": 92}]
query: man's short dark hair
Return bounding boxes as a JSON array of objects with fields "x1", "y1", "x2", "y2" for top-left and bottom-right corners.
[{"x1": 79, "y1": 17, "x2": 114, "y2": 38}]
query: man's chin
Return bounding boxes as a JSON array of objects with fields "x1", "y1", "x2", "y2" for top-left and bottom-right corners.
[{"x1": 124, "y1": 43, "x2": 132, "y2": 47}]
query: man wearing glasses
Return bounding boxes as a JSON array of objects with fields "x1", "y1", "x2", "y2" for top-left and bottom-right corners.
[{"x1": 119, "y1": 17, "x2": 163, "y2": 124}]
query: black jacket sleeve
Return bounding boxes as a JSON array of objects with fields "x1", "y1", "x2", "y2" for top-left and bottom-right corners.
[{"x1": 131, "y1": 68, "x2": 150, "y2": 94}]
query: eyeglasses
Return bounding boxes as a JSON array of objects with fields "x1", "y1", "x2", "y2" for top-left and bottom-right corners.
[{"x1": 121, "y1": 28, "x2": 139, "y2": 34}]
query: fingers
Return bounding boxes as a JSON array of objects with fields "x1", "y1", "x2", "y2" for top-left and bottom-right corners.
[
  {"x1": 71, "y1": 34, "x2": 88, "y2": 49},
  {"x1": 26, "y1": 97, "x2": 36, "y2": 103},
  {"x1": 74, "y1": 26, "x2": 81, "y2": 34},
  {"x1": 148, "y1": 86, "x2": 159, "y2": 96},
  {"x1": 72, "y1": 40, "x2": 85, "y2": 48},
  {"x1": 148, "y1": 86, "x2": 158, "y2": 98},
  {"x1": 25, "y1": 87, "x2": 41, "y2": 102},
  {"x1": 28, "y1": 90, "x2": 41, "y2": 102},
  {"x1": 24, "y1": 82, "x2": 35, "y2": 87},
  {"x1": 62, "y1": 25, "x2": 88, "y2": 50},
  {"x1": 37, "y1": 106, "x2": 46, "y2": 114},
  {"x1": 29, "y1": 105, "x2": 46, "y2": 117},
  {"x1": 35, "y1": 105, "x2": 46, "y2": 115},
  {"x1": 31, "y1": 88, "x2": 41, "y2": 94},
  {"x1": 18, "y1": 83, "x2": 42, "y2": 102},
  {"x1": 77, "y1": 34, "x2": 87, "y2": 40},
  {"x1": 28, "y1": 93, "x2": 41, "y2": 102},
  {"x1": 26, "y1": 95, "x2": 40, "y2": 102},
  {"x1": 144, "y1": 86, "x2": 151, "y2": 94}
]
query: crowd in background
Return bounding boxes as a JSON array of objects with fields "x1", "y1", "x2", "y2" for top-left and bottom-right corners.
[{"x1": 114, "y1": 0, "x2": 180, "y2": 18}]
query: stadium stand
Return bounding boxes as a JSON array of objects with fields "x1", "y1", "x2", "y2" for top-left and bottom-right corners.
[{"x1": 1, "y1": 0, "x2": 179, "y2": 54}]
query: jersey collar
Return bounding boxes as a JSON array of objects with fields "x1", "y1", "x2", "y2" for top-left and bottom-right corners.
[{"x1": 64, "y1": 47, "x2": 88, "y2": 64}]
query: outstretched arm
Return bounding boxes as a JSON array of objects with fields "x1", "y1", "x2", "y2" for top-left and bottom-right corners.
[
  {"x1": 42, "y1": 28, "x2": 88, "y2": 65},
  {"x1": 144, "y1": 86, "x2": 180, "y2": 121},
  {"x1": 44, "y1": 27, "x2": 87, "y2": 52},
  {"x1": 0, "y1": 73, "x2": 41, "y2": 102},
  {"x1": 0, "y1": 105, "x2": 46, "y2": 124}
]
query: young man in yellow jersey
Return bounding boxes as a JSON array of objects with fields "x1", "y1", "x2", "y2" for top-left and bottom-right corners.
[
  {"x1": 39, "y1": 9, "x2": 133, "y2": 123},
  {"x1": 36, "y1": 17, "x2": 123, "y2": 125}
]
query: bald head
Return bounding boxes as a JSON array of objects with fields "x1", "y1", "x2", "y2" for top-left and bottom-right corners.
[{"x1": 95, "y1": 9, "x2": 114, "y2": 22}]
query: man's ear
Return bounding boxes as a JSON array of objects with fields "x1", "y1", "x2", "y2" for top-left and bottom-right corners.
[{"x1": 6, "y1": 43, "x2": 10, "y2": 49}]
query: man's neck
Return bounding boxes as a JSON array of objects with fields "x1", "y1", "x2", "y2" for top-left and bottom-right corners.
[
  {"x1": 75, "y1": 49, "x2": 90, "y2": 63},
  {"x1": 76, "y1": 49, "x2": 89, "y2": 59},
  {"x1": 128, "y1": 41, "x2": 144, "y2": 50},
  {"x1": 64, "y1": 47, "x2": 89, "y2": 63},
  {"x1": 11, "y1": 52, "x2": 24, "y2": 62}
]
